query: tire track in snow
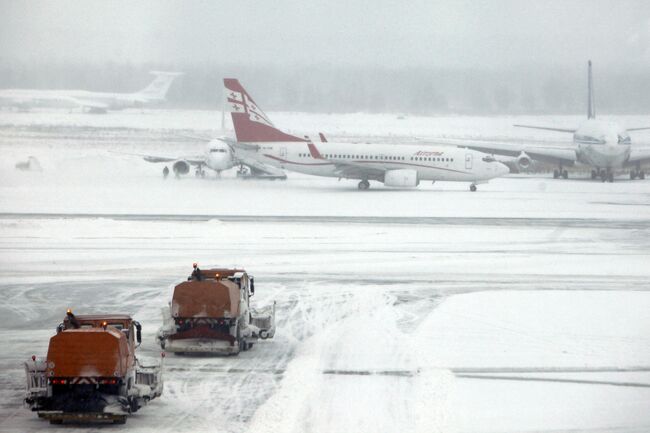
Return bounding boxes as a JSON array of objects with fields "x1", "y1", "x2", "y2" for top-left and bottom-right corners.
[{"x1": 247, "y1": 285, "x2": 453, "y2": 433}]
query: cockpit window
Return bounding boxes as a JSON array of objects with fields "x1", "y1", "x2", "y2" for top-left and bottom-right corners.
[
  {"x1": 618, "y1": 135, "x2": 631, "y2": 144},
  {"x1": 210, "y1": 148, "x2": 227, "y2": 153},
  {"x1": 482, "y1": 155, "x2": 497, "y2": 162},
  {"x1": 575, "y1": 134, "x2": 606, "y2": 145}
]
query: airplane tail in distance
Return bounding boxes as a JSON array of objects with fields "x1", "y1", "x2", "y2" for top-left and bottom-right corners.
[
  {"x1": 224, "y1": 78, "x2": 306, "y2": 143},
  {"x1": 138, "y1": 72, "x2": 182, "y2": 101}
]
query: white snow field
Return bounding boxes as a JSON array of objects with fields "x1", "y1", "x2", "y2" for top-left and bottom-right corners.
[{"x1": 1, "y1": 109, "x2": 650, "y2": 433}]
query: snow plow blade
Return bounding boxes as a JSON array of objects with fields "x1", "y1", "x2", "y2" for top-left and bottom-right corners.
[
  {"x1": 250, "y1": 302, "x2": 276, "y2": 340},
  {"x1": 38, "y1": 411, "x2": 127, "y2": 425},
  {"x1": 163, "y1": 338, "x2": 242, "y2": 355}
]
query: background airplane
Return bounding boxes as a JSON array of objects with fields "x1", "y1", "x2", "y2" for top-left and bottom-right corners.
[
  {"x1": 0, "y1": 71, "x2": 182, "y2": 113},
  {"x1": 444, "y1": 61, "x2": 650, "y2": 182},
  {"x1": 224, "y1": 78, "x2": 508, "y2": 191},
  {"x1": 136, "y1": 138, "x2": 287, "y2": 180}
]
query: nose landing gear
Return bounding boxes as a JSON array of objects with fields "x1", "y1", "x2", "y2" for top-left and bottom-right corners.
[{"x1": 599, "y1": 169, "x2": 614, "y2": 183}]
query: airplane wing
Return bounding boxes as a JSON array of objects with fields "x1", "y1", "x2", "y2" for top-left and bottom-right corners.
[
  {"x1": 65, "y1": 97, "x2": 110, "y2": 111},
  {"x1": 513, "y1": 124, "x2": 576, "y2": 133},
  {"x1": 306, "y1": 142, "x2": 386, "y2": 181},
  {"x1": 235, "y1": 155, "x2": 287, "y2": 178},
  {"x1": 332, "y1": 162, "x2": 386, "y2": 180},
  {"x1": 111, "y1": 151, "x2": 205, "y2": 165},
  {"x1": 429, "y1": 138, "x2": 578, "y2": 166},
  {"x1": 626, "y1": 147, "x2": 650, "y2": 166}
]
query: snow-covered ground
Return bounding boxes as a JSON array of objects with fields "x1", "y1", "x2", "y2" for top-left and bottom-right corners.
[{"x1": 1, "y1": 109, "x2": 649, "y2": 433}]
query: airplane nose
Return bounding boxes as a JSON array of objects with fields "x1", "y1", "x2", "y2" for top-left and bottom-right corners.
[
  {"x1": 497, "y1": 162, "x2": 510, "y2": 176},
  {"x1": 209, "y1": 154, "x2": 228, "y2": 169}
]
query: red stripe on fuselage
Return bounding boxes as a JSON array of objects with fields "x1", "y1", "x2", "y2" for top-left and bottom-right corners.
[
  {"x1": 263, "y1": 154, "x2": 470, "y2": 174},
  {"x1": 263, "y1": 154, "x2": 334, "y2": 166}
]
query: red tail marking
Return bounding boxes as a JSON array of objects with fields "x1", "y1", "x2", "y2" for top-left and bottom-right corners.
[
  {"x1": 224, "y1": 78, "x2": 306, "y2": 143},
  {"x1": 307, "y1": 142, "x2": 325, "y2": 159},
  {"x1": 319, "y1": 132, "x2": 328, "y2": 142}
]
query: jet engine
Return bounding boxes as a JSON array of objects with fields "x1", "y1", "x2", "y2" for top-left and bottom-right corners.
[
  {"x1": 173, "y1": 160, "x2": 190, "y2": 175},
  {"x1": 516, "y1": 151, "x2": 531, "y2": 170},
  {"x1": 383, "y1": 169, "x2": 419, "y2": 188}
]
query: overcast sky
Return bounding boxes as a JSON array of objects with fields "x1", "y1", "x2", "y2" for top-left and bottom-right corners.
[{"x1": 1, "y1": 0, "x2": 649, "y2": 70}]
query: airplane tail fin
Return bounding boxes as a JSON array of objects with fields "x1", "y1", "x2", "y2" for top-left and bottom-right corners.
[
  {"x1": 587, "y1": 60, "x2": 595, "y2": 119},
  {"x1": 223, "y1": 78, "x2": 306, "y2": 143},
  {"x1": 138, "y1": 71, "x2": 182, "y2": 101}
]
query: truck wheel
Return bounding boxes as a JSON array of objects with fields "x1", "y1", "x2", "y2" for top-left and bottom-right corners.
[
  {"x1": 49, "y1": 419, "x2": 63, "y2": 425},
  {"x1": 113, "y1": 418, "x2": 127, "y2": 425}
]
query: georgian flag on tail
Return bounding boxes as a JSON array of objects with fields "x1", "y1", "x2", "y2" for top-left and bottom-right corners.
[
  {"x1": 224, "y1": 78, "x2": 306, "y2": 143},
  {"x1": 224, "y1": 83, "x2": 274, "y2": 127}
]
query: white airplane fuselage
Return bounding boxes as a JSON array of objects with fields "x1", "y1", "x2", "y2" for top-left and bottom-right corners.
[
  {"x1": 573, "y1": 119, "x2": 632, "y2": 169},
  {"x1": 0, "y1": 88, "x2": 156, "y2": 110},
  {"x1": 237, "y1": 141, "x2": 509, "y2": 184},
  {"x1": 0, "y1": 72, "x2": 180, "y2": 112}
]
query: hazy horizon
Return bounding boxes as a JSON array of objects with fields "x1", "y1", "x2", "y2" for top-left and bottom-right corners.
[{"x1": 1, "y1": 1, "x2": 649, "y2": 114}]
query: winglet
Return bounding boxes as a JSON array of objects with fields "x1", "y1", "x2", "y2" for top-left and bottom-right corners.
[
  {"x1": 307, "y1": 142, "x2": 325, "y2": 159},
  {"x1": 319, "y1": 132, "x2": 328, "y2": 142}
]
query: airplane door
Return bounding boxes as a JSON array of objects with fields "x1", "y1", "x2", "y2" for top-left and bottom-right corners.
[
  {"x1": 465, "y1": 153, "x2": 473, "y2": 169},
  {"x1": 280, "y1": 147, "x2": 287, "y2": 158}
]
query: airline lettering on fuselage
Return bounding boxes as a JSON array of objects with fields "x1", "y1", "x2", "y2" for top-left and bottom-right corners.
[{"x1": 414, "y1": 151, "x2": 444, "y2": 156}]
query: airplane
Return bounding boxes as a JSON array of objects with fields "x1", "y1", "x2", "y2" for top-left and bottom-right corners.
[
  {"x1": 0, "y1": 71, "x2": 182, "y2": 113},
  {"x1": 136, "y1": 138, "x2": 287, "y2": 180},
  {"x1": 443, "y1": 61, "x2": 650, "y2": 182},
  {"x1": 222, "y1": 78, "x2": 509, "y2": 191}
]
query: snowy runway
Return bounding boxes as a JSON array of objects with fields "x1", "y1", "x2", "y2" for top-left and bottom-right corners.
[{"x1": 1, "y1": 111, "x2": 649, "y2": 432}]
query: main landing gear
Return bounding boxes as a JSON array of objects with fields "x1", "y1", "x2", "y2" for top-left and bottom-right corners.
[
  {"x1": 195, "y1": 167, "x2": 206, "y2": 178},
  {"x1": 553, "y1": 167, "x2": 569, "y2": 179},
  {"x1": 358, "y1": 180, "x2": 370, "y2": 190},
  {"x1": 630, "y1": 164, "x2": 646, "y2": 180},
  {"x1": 469, "y1": 184, "x2": 477, "y2": 192}
]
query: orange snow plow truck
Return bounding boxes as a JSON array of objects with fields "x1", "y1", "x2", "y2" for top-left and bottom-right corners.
[
  {"x1": 157, "y1": 268, "x2": 275, "y2": 354},
  {"x1": 24, "y1": 311, "x2": 163, "y2": 424}
]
